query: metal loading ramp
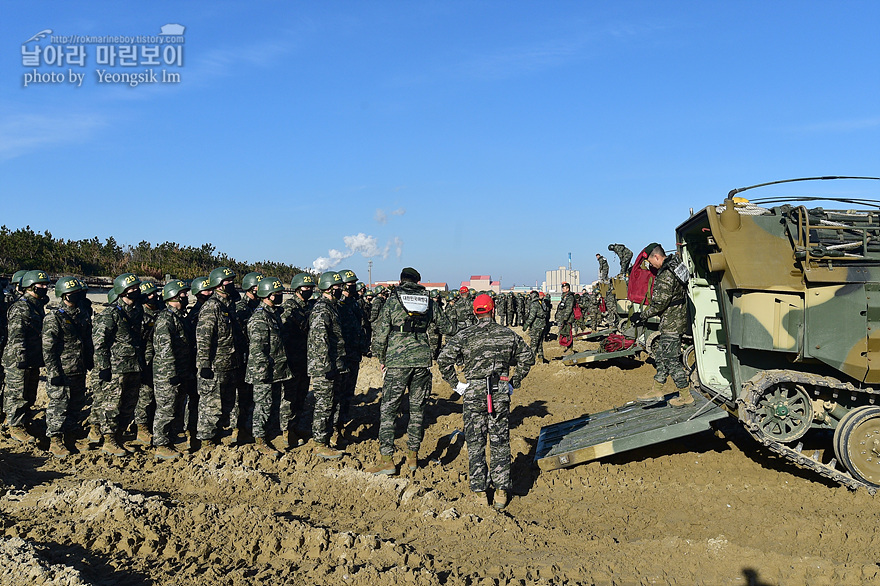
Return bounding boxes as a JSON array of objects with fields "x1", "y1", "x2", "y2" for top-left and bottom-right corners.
[{"x1": 535, "y1": 392, "x2": 729, "y2": 471}]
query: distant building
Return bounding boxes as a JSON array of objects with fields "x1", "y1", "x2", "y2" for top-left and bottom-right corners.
[
  {"x1": 459, "y1": 275, "x2": 500, "y2": 294},
  {"x1": 544, "y1": 266, "x2": 580, "y2": 294}
]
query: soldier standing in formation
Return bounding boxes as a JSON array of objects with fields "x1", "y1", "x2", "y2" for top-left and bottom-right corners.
[
  {"x1": 496, "y1": 292, "x2": 507, "y2": 327},
  {"x1": 234, "y1": 271, "x2": 264, "y2": 442},
  {"x1": 308, "y1": 271, "x2": 347, "y2": 460},
  {"x1": 336, "y1": 269, "x2": 366, "y2": 445},
  {"x1": 523, "y1": 290, "x2": 549, "y2": 363},
  {"x1": 245, "y1": 277, "x2": 291, "y2": 456},
  {"x1": 195, "y1": 267, "x2": 247, "y2": 446},
  {"x1": 437, "y1": 293, "x2": 535, "y2": 509},
  {"x1": 3, "y1": 270, "x2": 50, "y2": 444},
  {"x1": 151, "y1": 280, "x2": 195, "y2": 461},
  {"x1": 133, "y1": 281, "x2": 162, "y2": 447},
  {"x1": 369, "y1": 267, "x2": 451, "y2": 475},
  {"x1": 635, "y1": 243, "x2": 693, "y2": 408},
  {"x1": 42, "y1": 277, "x2": 93, "y2": 457},
  {"x1": 93, "y1": 273, "x2": 144, "y2": 456},
  {"x1": 280, "y1": 272, "x2": 316, "y2": 448}
]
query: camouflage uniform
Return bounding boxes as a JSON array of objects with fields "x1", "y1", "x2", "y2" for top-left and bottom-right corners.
[
  {"x1": 42, "y1": 301, "x2": 93, "y2": 437},
  {"x1": 523, "y1": 292, "x2": 548, "y2": 360},
  {"x1": 496, "y1": 294, "x2": 508, "y2": 327},
  {"x1": 507, "y1": 293, "x2": 517, "y2": 327},
  {"x1": 234, "y1": 294, "x2": 261, "y2": 433},
  {"x1": 2, "y1": 293, "x2": 45, "y2": 428},
  {"x1": 246, "y1": 303, "x2": 292, "y2": 439},
  {"x1": 281, "y1": 294, "x2": 313, "y2": 436},
  {"x1": 586, "y1": 289, "x2": 602, "y2": 331},
  {"x1": 597, "y1": 255, "x2": 610, "y2": 282},
  {"x1": 541, "y1": 296, "x2": 553, "y2": 341},
  {"x1": 152, "y1": 306, "x2": 196, "y2": 446},
  {"x1": 642, "y1": 253, "x2": 688, "y2": 388},
  {"x1": 437, "y1": 318, "x2": 535, "y2": 493},
  {"x1": 450, "y1": 293, "x2": 477, "y2": 334},
  {"x1": 195, "y1": 294, "x2": 246, "y2": 441},
  {"x1": 135, "y1": 304, "x2": 160, "y2": 432},
  {"x1": 554, "y1": 290, "x2": 575, "y2": 341},
  {"x1": 307, "y1": 295, "x2": 348, "y2": 446},
  {"x1": 337, "y1": 293, "x2": 366, "y2": 434},
  {"x1": 372, "y1": 282, "x2": 451, "y2": 457},
  {"x1": 608, "y1": 243, "x2": 633, "y2": 277},
  {"x1": 603, "y1": 284, "x2": 619, "y2": 328},
  {"x1": 516, "y1": 294, "x2": 526, "y2": 328},
  {"x1": 93, "y1": 301, "x2": 143, "y2": 434}
]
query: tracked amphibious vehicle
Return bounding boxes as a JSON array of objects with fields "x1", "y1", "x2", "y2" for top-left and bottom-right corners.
[{"x1": 538, "y1": 176, "x2": 880, "y2": 491}]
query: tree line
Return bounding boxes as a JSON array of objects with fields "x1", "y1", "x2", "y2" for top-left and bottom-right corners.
[{"x1": 0, "y1": 226, "x2": 308, "y2": 283}]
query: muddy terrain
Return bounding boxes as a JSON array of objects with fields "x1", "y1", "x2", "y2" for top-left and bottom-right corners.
[{"x1": 1, "y1": 327, "x2": 879, "y2": 585}]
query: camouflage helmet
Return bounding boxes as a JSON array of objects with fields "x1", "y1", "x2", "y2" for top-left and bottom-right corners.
[
  {"x1": 429, "y1": 289, "x2": 440, "y2": 299},
  {"x1": 162, "y1": 280, "x2": 190, "y2": 301},
  {"x1": 256, "y1": 276, "x2": 284, "y2": 298},
  {"x1": 446, "y1": 291, "x2": 457, "y2": 302},
  {"x1": 241, "y1": 272, "x2": 264, "y2": 291},
  {"x1": 339, "y1": 269, "x2": 358, "y2": 284},
  {"x1": 113, "y1": 273, "x2": 141, "y2": 296},
  {"x1": 21, "y1": 270, "x2": 51, "y2": 289},
  {"x1": 190, "y1": 276, "x2": 211, "y2": 296},
  {"x1": 356, "y1": 282, "x2": 366, "y2": 292},
  {"x1": 139, "y1": 281, "x2": 158, "y2": 297},
  {"x1": 55, "y1": 276, "x2": 85, "y2": 298},
  {"x1": 468, "y1": 288, "x2": 476, "y2": 297},
  {"x1": 11, "y1": 270, "x2": 28, "y2": 287},
  {"x1": 317, "y1": 271, "x2": 342, "y2": 291},
  {"x1": 373, "y1": 284, "x2": 385, "y2": 295},
  {"x1": 208, "y1": 267, "x2": 236, "y2": 289},
  {"x1": 107, "y1": 290, "x2": 118, "y2": 304},
  {"x1": 291, "y1": 272, "x2": 317, "y2": 290}
]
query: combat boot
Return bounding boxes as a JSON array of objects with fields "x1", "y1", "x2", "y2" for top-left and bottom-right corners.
[
  {"x1": 494, "y1": 489, "x2": 509, "y2": 510},
  {"x1": 234, "y1": 427, "x2": 254, "y2": 446},
  {"x1": 49, "y1": 436, "x2": 71, "y2": 458},
  {"x1": 255, "y1": 437, "x2": 280, "y2": 457},
  {"x1": 101, "y1": 434, "x2": 127, "y2": 457},
  {"x1": 367, "y1": 454, "x2": 396, "y2": 476},
  {"x1": 9, "y1": 426, "x2": 34, "y2": 445},
  {"x1": 87, "y1": 424, "x2": 102, "y2": 446},
  {"x1": 406, "y1": 450, "x2": 418, "y2": 472},
  {"x1": 131, "y1": 424, "x2": 152, "y2": 447},
  {"x1": 636, "y1": 380, "x2": 665, "y2": 405},
  {"x1": 283, "y1": 429, "x2": 304, "y2": 449},
  {"x1": 154, "y1": 445, "x2": 181, "y2": 461},
  {"x1": 314, "y1": 442, "x2": 344, "y2": 460},
  {"x1": 669, "y1": 386, "x2": 695, "y2": 408},
  {"x1": 471, "y1": 491, "x2": 489, "y2": 506}
]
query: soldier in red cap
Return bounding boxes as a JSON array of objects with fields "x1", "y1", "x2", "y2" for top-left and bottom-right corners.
[{"x1": 437, "y1": 293, "x2": 535, "y2": 510}]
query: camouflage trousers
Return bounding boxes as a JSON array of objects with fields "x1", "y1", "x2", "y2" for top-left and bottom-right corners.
[
  {"x1": 152, "y1": 377, "x2": 193, "y2": 446},
  {"x1": 46, "y1": 373, "x2": 88, "y2": 437},
  {"x1": 378, "y1": 367, "x2": 431, "y2": 457},
  {"x1": 653, "y1": 333, "x2": 688, "y2": 388},
  {"x1": 280, "y1": 365, "x2": 308, "y2": 433},
  {"x1": 528, "y1": 322, "x2": 546, "y2": 360},
  {"x1": 99, "y1": 372, "x2": 141, "y2": 434},
  {"x1": 311, "y1": 374, "x2": 343, "y2": 445},
  {"x1": 498, "y1": 311, "x2": 507, "y2": 327},
  {"x1": 196, "y1": 368, "x2": 243, "y2": 440},
  {"x1": 252, "y1": 380, "x2": 285, "y2": 439},
  {"x1": 135, "y1": 382, "x2": 154, "y2": 427},
  {"x1": 336, "y1": 361, "x2": 360, "y2": 432},
  {"x1": 508, "y1": 310, "x2": 517, "y2": 327},
  {"x1": 232, "y1": 382, "x2": 254, "y2": 432},
  {"x1": 463, "y1": 380, "x2": 512, "y2": 492},
  {"x1": 2, "y1": 366, "x2": 39, "y2": 428}
]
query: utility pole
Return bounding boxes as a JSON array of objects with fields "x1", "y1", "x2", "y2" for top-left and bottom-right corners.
[{"x1": 368, "y1": 259, "x2": 373, "y2": 286}]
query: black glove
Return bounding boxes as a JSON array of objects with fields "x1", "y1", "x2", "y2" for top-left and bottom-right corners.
[
  {"x1": 324, "y1": 369, "x2": 338, "y2": 381},
  {"x1": 200, "y1": 367, "x2": 214, "y2": 380},
  {"x1": 16, "y1": 360, "x2": 27, "y2": 370},
  {"x1": 98, "y1": 368, "x2": 112, "y2": 382},
  {"x1": 168, "y1": 375, "x2": 181, "y2": 386},
  {"x1": 630, "y1": 312, "x2": 644, "y2": 326},
  {"x1": 49, "y1": 375, "x2": 65, "y2": 387}
]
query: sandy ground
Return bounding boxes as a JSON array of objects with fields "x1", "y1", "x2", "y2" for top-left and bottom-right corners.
[{"x1": 2, "y1": 326, "x2": 880, "y2": 585}]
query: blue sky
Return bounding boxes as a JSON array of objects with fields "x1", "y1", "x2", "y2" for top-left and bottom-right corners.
[{"x1": 2, "y1": 1, "x2": 878, "y2": 288}]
